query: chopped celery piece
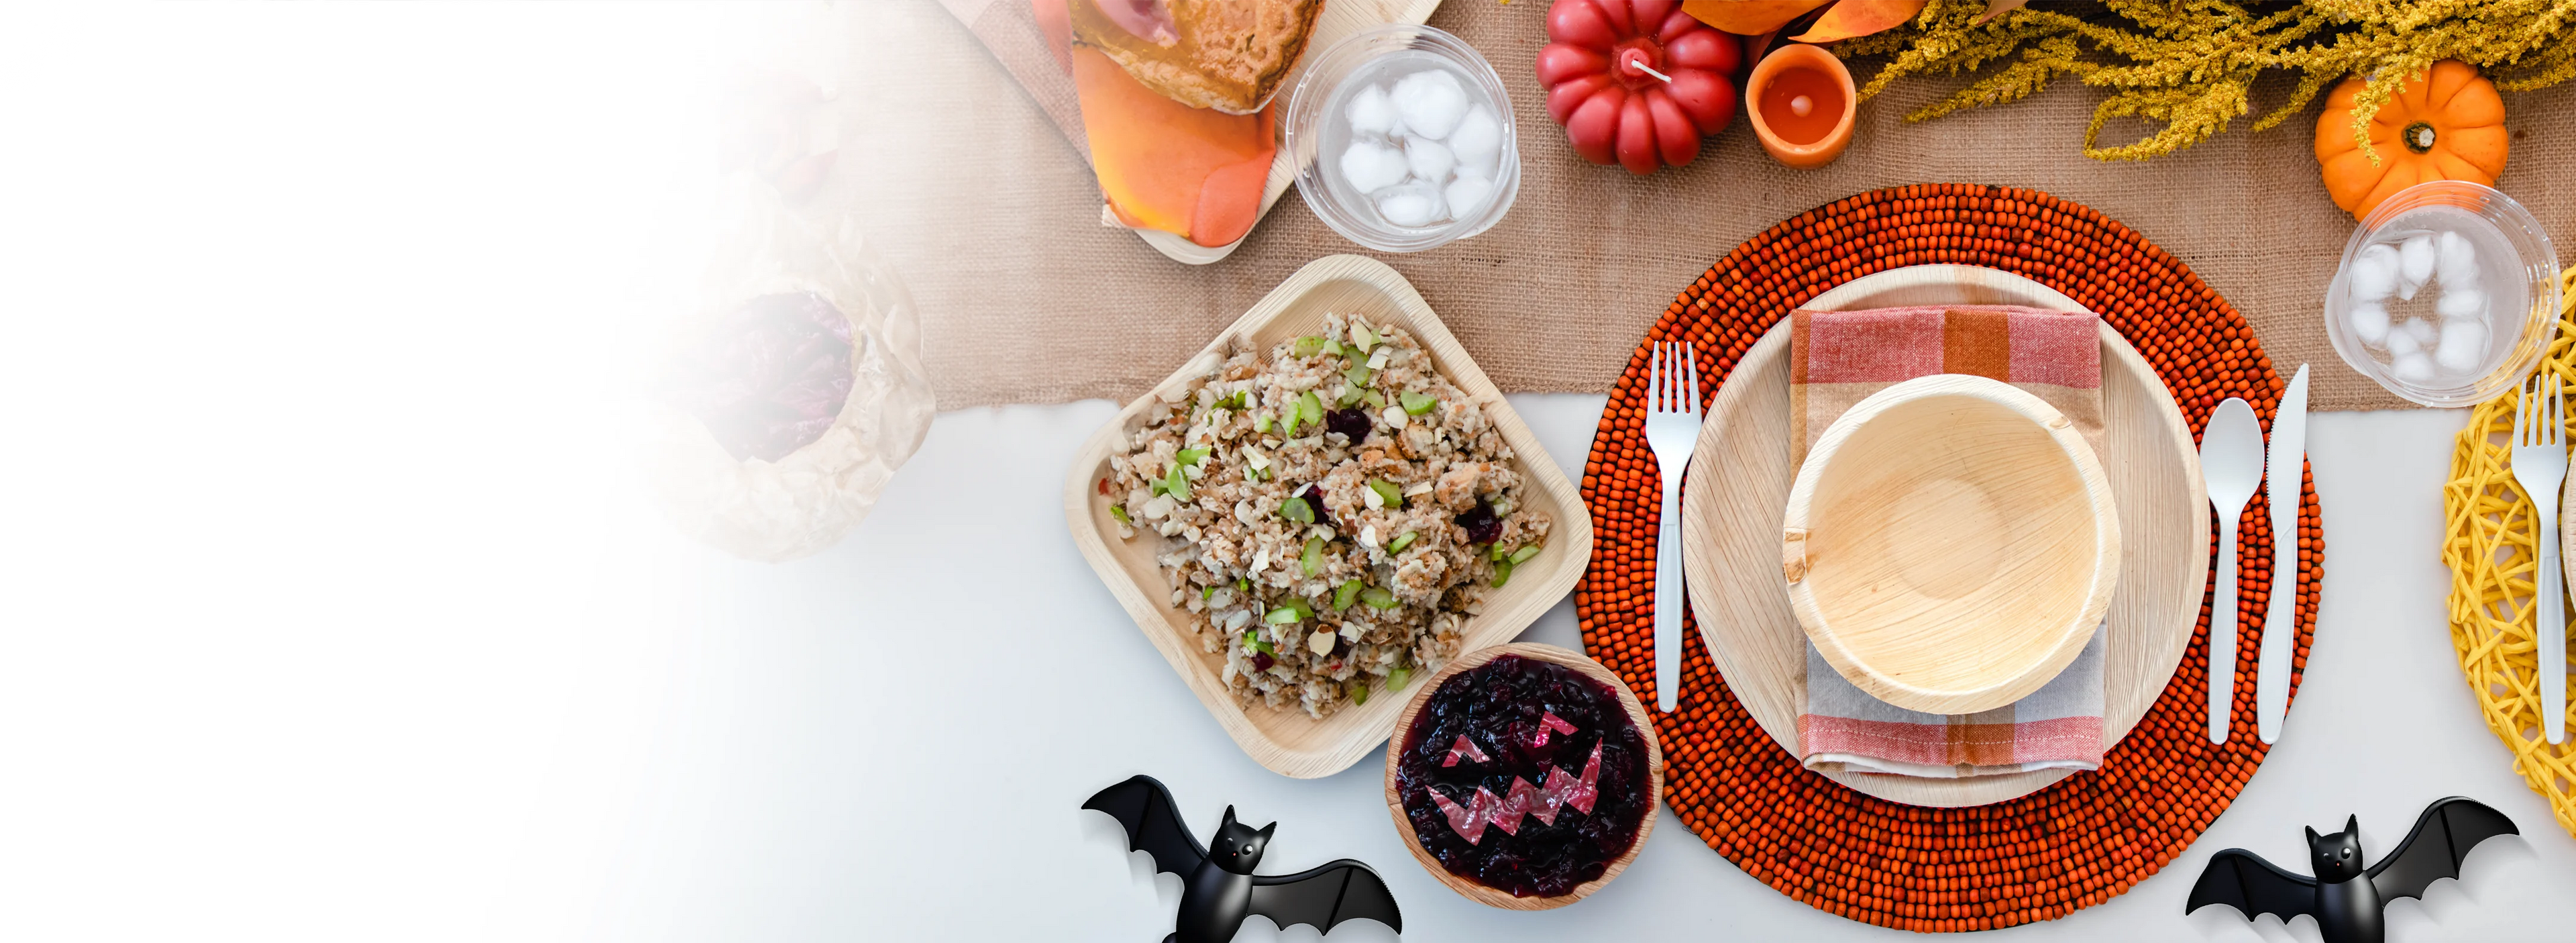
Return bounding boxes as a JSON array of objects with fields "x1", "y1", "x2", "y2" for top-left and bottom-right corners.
[
  {"x1": 1364, "y1": 390, "x2": 1387, "y2": 411},
  {"x1": 1164, "y1": 465, "x2": 1190, "y2": 502},
  {"x1": 1344, "y1": 362, "x2": 1373, "y2": 390},
  {"x1": 1492, "y1": 559, "x2": 1514, "y2": 587},
  {"x1": 1292, "y1": 336, "x2": 1326, "y2": 357},
  {"x1": 1323, "y1": 337, "x2": 1344, "y2": 356},
  {"x1": 1332, "y1": 579, "x2": 1362, "y2": 611},
  {"x1": 1490, "y1": 544, "x2": 1507, "y2": 561},
  {"x1": 1301, "y1": 536, "x2": 1324, "y2": 577},
  {"x1": 1202, "y1": 585, "x2": 1217, "y2": 600},
  {"x1": 1237, "y1": 577, "x2": 1250, "y2": 592},
  {"x1": 1279, "y1": 596, "x2": 1313, "y2": 619},
  {"x1": 1387, "y1": 666, "x2": 1411, "y2": 691},
  {"x1": 1360, "y1": 587, "x2": 1399, "y2": 610},
  {"x1": 1297, "y1": 391, "x2": 1324, "y2": 428},
  {"x1": 1175, "y1": 447, "x2": 1208, "y2": 466},
  {"x1": 1281, "y1": 496, "x2": 1314, "y2": 524},
  {"x1": 1109, "y1": 504, "x2": 1130, "y2": 524},
  {"x1": 1401, "y1": 390, "x2": 1438, "y2": 415},
  {"x1": 1243, "y1": 631, "x2": 1274, "y2": 654},
  {"x1": 1337, "y1": 383, "x2": 1364, "y2": 408},
  {"x1": 1388, "y1": 531, "x2": 1417, "y2": 554},
  {"x1": 1509, "y1": 544, "x2": 1541, "y2": 564},
  {"x1": 1255, "y1": 412, "x2": 1273, "y2": 434},
  {"x1": 1368, "y1": 479, "x2": 1403, "y2": 509},
  {"x1": 1266, "y1": 607, "x2": 1301, "y2": 625},
  {"x1": 1350, "y1": 683, "x2": 1368, "y2": 705}
]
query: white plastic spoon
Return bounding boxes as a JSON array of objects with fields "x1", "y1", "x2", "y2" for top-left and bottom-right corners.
[{"x1": 2201, "y1": 398, "x2": 2265, "y2": 744}]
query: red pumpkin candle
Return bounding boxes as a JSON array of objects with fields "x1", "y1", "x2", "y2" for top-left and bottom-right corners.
[
  {"x1": 1745, "y1": 44, "x2": 1854, "y2": 168},
  {"x1": 1537, "y1": 0, "x2": 1740, "y2": 175}
]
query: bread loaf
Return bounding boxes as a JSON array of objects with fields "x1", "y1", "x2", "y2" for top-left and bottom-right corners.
[{"x1": 1069, "y1": 0, "x2": 1324, "y2": 115}]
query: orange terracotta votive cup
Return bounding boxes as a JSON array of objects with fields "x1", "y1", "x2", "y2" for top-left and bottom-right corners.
[{"x1": 1745, "y1": 44, "x2": 1856, "y2": 169}]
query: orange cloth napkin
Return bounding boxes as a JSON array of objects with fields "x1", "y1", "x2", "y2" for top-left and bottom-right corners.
[{"x1": 1788, "y1": 304, "x2": 2108, "y2": 779}]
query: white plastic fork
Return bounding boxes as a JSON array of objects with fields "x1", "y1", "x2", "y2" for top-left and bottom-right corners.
[
  {"x1": 2511, "y1": 372, "x2": 2568, "y2": 744},
  {"x1": 1644, "y1": 340, "x2": 1701, "y2": 713}
]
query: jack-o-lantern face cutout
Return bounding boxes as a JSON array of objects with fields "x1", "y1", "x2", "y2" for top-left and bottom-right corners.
[{"x1": 1394, "y1": 654, "x2": 1650, "y2": 898}]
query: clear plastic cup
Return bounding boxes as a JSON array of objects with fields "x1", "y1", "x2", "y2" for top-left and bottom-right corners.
[
  {"x1": 2322, "y1": 181, "x2": 2560, "y2": 407},
  {"x1": 1285, "y1": 24, "x2": 1519, "y2": 253}
]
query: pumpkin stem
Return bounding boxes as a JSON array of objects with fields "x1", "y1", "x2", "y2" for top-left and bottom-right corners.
[{"x1": 2404, "y1": 121, "x2": 2436, "y2": 154}]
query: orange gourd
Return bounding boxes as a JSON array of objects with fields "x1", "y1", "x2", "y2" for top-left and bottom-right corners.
[{"x1": 2314, "y1": 60, "x2": 2508, "y2": 220}]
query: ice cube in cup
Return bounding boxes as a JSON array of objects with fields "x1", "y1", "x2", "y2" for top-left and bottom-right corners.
[
  {"x1": 1375, "y1": 183, "x2": 1446, "y2": 228},
  {"x1": 2392, "y1": 352, "x2": 2437, "y2": 384},
  {"x1": 1347, "y1": 83, "x2": 1397, "y2": 136},
  {"x1": 2349, "y1": 243, "x2": 2400, "y2": 301},
  {"x1": 2348, "y1": 300, "x2": 2391, "y2": 347},
  {"x1": 1391, "y1": 68, "x2": 1468, "y2": 140},
  {"x1": 2436, "y1": 319, "x2": 2489, "y2": 374},
  {"x1": 1444, "y1": 175, "x2": 1496, "y2": 220},
  {"x1": 1340, "y1": 140, "x2": 1408, "y2": 193},
  {"x1": 1405, "y1": 137, "x2": 1455, "y2": 183},
  {"x1": 2396, "y1": 235, "x2": 2435, "y2": 299},
  {"x1": 1448, "y1": 105, "x2": 1501, "y2": 170},
  {"x1": 2436, "y1": 287, "x2": 2486, "y2": 321},
  {"x1": 2402, "y1": 317, "x2": 2438, "y2": 347},
  {"x1": 2386, "y1": 325, "x2": 2422, "y2": 358},
  {"x1": 2436, "y1": 230, "x2": 2478, "y2": 286}
]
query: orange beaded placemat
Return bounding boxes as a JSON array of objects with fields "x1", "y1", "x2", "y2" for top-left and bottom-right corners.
[{"x1": 1574, "y1": 183, "x2": 2324, "y2": 932}]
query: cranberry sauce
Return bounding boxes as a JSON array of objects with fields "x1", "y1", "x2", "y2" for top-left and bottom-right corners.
[{"x1": 1394, "y1": 654, "x2": 1648, "y2": 897}]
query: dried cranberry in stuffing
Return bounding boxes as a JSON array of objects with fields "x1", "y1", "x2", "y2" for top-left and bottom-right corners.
[
  {"x1": 1455, "y1": 501, "x2": 1503, "y2": 545},
  {"x1": 1252, "y1": 651, "x2": 1275, "y2": 673},
  {"x1": 1325, "y1": 407, "x2": 1373, "y2": 441},
  {"x1": 1332, "y1": 634, "x2": 1351, "y2": 656}
]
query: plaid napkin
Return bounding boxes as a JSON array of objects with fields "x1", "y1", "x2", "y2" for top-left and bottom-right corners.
[{"x1": 1788, "y1": 305, "x2": 2108, "y2": 779}]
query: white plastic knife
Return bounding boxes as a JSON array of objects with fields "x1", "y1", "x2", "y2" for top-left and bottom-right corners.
[{"x1": 2257, "y1": 365, "x2": 2309, "y2": 744}]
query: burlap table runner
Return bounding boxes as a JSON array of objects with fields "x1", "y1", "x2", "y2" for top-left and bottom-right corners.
[{"x1": 830, "y1": 1, "x2": 2575, "y2": 411}]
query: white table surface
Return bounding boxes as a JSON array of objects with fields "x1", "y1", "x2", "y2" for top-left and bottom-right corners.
[{"x1": 498, "y1": 399, "x2": 2571, "y2": 942}]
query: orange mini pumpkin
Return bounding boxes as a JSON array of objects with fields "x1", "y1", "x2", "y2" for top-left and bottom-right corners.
[{"x1": 2314, "y1": 60, "x2": 2509, "y2": 220}]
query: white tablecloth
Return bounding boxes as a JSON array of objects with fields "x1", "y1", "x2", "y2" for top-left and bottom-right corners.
[{"x1": 513, "y1": 399, "x2": 2573, "y2": 942}]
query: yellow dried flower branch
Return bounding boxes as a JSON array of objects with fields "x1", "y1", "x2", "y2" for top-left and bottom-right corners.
[{"x1": 1837, "y1": 0, "x2": 2576, "y2": 162}]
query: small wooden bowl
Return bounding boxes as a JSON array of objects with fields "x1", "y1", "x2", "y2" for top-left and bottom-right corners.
[
  {"x1": 1743, "y1": 43, "x2": 1856, "y2": 169},
  {"x1": 1381, "y1": 643, "x2": 1661, "y2": 910},
  {"x1": 1782, "y1": 375, "x2": 2121, "y2": 715}
]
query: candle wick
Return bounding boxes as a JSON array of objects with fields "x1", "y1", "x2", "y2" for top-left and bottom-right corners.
[{"x1": 1631, "y1": 61, "x2": 1674, "y2": 84}]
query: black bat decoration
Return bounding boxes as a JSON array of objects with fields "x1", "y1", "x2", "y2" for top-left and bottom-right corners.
[
  {"x1": 1083, "y1": 775, "x2": 1403, "y2": 943},
  {"x1": 2186, "y1": 796, "x2": 2518, "y2": 943}
]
